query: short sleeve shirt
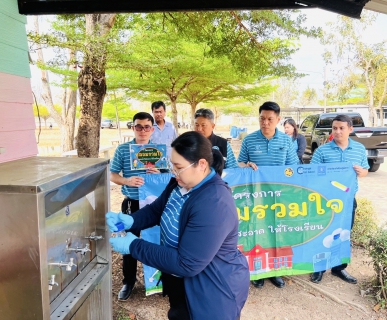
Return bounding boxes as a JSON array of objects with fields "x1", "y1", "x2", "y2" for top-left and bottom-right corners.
[
  {"x1": 110, "y1": 139, "x2": 149, "y2": 199},
  {"x1": 311, "y1": 138, "x2": 369, "y2": 192},
  {"x1": 237, "y1": 129, "x2": 299, "y2": 166},
  {"x1": 151, "y1": 121, "x2": 178, "y2": 158}
]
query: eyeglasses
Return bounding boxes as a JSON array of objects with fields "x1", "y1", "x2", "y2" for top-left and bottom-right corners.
[
  {"x1": 168, "y1": 162, "x2": 196, "y2": 177},
  {"x1": 134, "y1": 124, "x2": 152, "y2": 132}
]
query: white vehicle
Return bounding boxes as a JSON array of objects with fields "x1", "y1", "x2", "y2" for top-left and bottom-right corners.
[{"x1": 101, "y1": 119, "x2": 116, "y2": 129}]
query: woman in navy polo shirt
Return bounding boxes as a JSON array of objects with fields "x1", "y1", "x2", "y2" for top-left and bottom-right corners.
[{"x1": 107, "y1": 131, "x2": 249, "y2": 320}]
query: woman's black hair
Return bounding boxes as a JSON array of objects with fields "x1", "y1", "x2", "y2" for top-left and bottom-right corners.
[
  {"x1": 284, "y1": 118, "x2": 298, "y2": 140},
  {"x1": 171, "y1": 131, "x2": 225, "y2": 175}
]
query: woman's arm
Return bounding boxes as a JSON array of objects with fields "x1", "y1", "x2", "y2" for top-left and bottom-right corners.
[
  {"x1": 297, "y1": 134, "x2": 307, "y2": 160},
  {"x1": 130, "y1": 185, "x2": 237, "y2": 277},
  {"x1": 129, "y1": 178, "x2": 176, "y2": 233}
]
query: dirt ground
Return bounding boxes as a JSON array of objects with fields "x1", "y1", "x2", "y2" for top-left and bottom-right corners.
[{"x1": 109, "y1": 185, "x2": 386, "y2": 320}]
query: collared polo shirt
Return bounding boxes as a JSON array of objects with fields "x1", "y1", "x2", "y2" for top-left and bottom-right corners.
[
  {"x1": 311, "y1": 138, "x2": 369, "y2": 192},
  {"x1": 160, "y1": 168, "x2": 216, "y2": 249},
  {"x1": 212, "y1": 142, "x2": 238, "y2": 169},
  {"x1": 110, "y1": 139, "x2": 150, "y2": 200},
  {"x1": 237, "y1": 129, "x2": 299, "y2": 166},
  {"x1": 151, "y1": 120, "x2": 178, "y2": 158},
  {"x1": 225, "y1": 142, "x2": 238, "y2": 168}
]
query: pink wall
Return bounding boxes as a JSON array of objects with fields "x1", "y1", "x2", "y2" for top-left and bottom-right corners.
[{"x1": 0, "y1": 72, "x2": 37, "y2": 163}]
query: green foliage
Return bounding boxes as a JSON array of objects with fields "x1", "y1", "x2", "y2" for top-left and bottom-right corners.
[
  {"x1": 221, "y1": 105, "x2": 255, "y2": 117},
  {"x1": 158, "y1": 11, "x2": 320, "y2": 77},
  {"x1": 368, "y1": 228, "x2": 387, "y2": 306},
  {"x1": 299, "y1": 86, "x2": 317, "y2": 106},
  {"x1": 102, "y1": 99, "x2": 135, "y2": 121},
  {"x1": 322, "y1": 13, "x2": 387, "y2": 115},
  {"x1": 115, "y1": 310, "x2": 132, "y2": 320},
  {"x1": 271, "y1": 78, "x2": 299, "y2": 108},
  {"x1": 33, "y1": 104, "x2": 50, "y2": 119},
  {"x1": 352, "y1": 198, "x2": 378, "y2": 247}
]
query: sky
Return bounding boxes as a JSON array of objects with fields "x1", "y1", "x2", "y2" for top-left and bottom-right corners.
[
  {"x1": 27, "y1": 8, "x2": 387, "y2": 105},
  {"x1": 290, "y1": 8, "x2": 387, "y2": 99}
]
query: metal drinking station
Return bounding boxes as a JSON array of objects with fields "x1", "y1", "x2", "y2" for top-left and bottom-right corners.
[{"x1": 0, "y1": 156, "x2": 112, "y2": 319}]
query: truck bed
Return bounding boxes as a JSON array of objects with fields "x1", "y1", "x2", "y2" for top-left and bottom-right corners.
[{"x1": 351, "y1": 127, "x2": 387, "y2": 150}]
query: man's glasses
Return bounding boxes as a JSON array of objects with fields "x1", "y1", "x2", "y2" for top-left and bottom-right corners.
[
  {"x1": 134, "y1": 124, "x2": 152, "y2": 132},
  {"x1": 167, "y1": 162, "x2": 196, "y2": 177}
]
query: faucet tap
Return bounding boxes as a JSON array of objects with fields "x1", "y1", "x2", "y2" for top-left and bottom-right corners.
[
  {"x1": 49, "y1": 258, "x2": 76, "y2": 272},
  {"x1": 67, "y1": 244, "x2": 91, "y2": 256},
  {"x1": 66, "y1": 258, "x2": 76, "y2": 271},
  {"x1": 48, "y1": 275, "x2": 59, "y2": 290},
  {"x1": 84, "y1": 234, "x2": 104, "y2": 241}
]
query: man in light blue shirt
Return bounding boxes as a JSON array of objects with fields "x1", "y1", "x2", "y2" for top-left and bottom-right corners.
[
  {"x1": 110, "y1": 111, "x2": 161, "y2": 301},
  {"x1": 151, "y1": 101, "x2": 178, "y2": 158},
  {"x1": 310, "y1": 114, "x2": 369, "y2": 285},
  {"x1": 238, "y1": 101, "x2": 298, "y2": 289}
]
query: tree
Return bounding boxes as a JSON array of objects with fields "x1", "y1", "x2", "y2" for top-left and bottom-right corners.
[
  {"x1": 271, "y1": 78, "x2": 299, "y2": 109},
  {"x1": 29, "y1": 14, "x2": 132, "y2": 156},
  {"x1": 299, "y1": 86, "x2": 318, "y2": 107},
  {"x1": 102, "y1": 98, "x2": 135, "y2": 121},
  {"x1": 32, "y1": 104, "x2": 50, "y2": 127},
  {"x1": 29, "y1": 16, "x2": 78, "y2": 151},
  {"x1": 108, "y1": 33, "x2": 207, "y2": 131},
  {"x1": 161, "y1": 11, "x2": 320, "y2": 77},
  {"x1": 108, "y1": 11, "x2": 304, "y2": 128},
  {"x1": 29, "y1": 10, "x2": 319, "y2": 156},
  {"x1": 77, "y1": 14, "x2": 117, "y2": 157},
  {"x1": 322, "y1": 14, "x2": 387, "y2": 126}
]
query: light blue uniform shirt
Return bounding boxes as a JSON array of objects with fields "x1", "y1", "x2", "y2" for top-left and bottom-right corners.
[
  {"x1": 237, "y1": 129, "x2": 299, "y2": 166},
  {"x1": 151, "y1": 121, "x2": 178, "y2": 158},
  {"x1": 311, "y1": 138, "x2": 369, "y2": 192},
  {"x1": 160, "y1": 168, "x2": 216, "y2": 249},
  {"x1": 212, "y1": 142, "x2": 238, "y2": 169},
  {"x1": 110, "y1": 139, "x2": 149, "y2": 200}
]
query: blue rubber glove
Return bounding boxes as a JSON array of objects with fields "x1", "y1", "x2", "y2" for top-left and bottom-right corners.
[
  {"x1": 106, "y1": 211, "x2": 134, "y2": 232},
  {"x1": 109, "y1": 232, "x2": 138, "y2": 255}
]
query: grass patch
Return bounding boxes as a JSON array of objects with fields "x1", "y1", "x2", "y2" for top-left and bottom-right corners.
[{"x1": 352, "y1": 197, "x2": 379, "y2": 247}]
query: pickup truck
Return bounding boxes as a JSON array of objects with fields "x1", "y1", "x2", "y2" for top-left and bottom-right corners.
[{"x1": 299, "y1": 112, "x2": 387, "y2": 172}]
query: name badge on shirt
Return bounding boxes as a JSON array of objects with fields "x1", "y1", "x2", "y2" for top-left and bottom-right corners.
[{"x1": 252, "y1": 145, "x2": 263, "y2": 154}]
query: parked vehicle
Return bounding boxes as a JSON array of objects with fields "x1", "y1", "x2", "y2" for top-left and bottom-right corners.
[
  {"x1": 299, "y1": 112, "x2": 387, "y2": 172},
  {"x1": 126, "y1": 121, "x2": 133, "y2": 129},
  {"x1": 280, "y1": 116, "x2": 293, "y2": 125},
  {"x1": 101, "y1": 119, "x2": 116, "y2": 129}
]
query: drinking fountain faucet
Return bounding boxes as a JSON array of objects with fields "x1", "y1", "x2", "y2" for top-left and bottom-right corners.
[
  {"x1": 48, "y1": 275, "x2": 58, "y2": 290},
  {"x1": 67, "y1": 243, "x2": 91, "y2": 256},
  {"x1": 84, "y1": 234, "x2": 104, "y2": 241},
  {"x1": 49, "y1": 258, "x2": 76, "y2": 271}
]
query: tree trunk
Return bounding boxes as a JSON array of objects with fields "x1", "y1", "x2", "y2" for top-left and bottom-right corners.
[
  {"x1": 61, "y1": 50, "x2": 77, "y2": 152},
  {"x1": 377, "y1": 77, "x2": 387, "y2": 126},
  {"x1": 77, "y1": 65, "x2": 106, "y2": 157},
  {"x1": 77, "y1": 14, "x2": 116, "y2": 158},
  {"x1": 35, "y1": 17, "x2": 62, "y2": 128},
  {"x1": 190, "y1": 102, "x2": 198, "y2": 129},
  {"x1": 35, "y1": 17, "x2": 78, "y2": 152},
  {"x1": 61, "y1": 87, "x2": 77, "y2": 151},
  {"x1": 169, "y1": 96, "x2": 179, "y2": 134},
  {"x1": 364, "y1": 65, "x2": 375, "y2": 127}
]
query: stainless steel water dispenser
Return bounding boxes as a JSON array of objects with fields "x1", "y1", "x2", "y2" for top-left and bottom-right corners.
[{"x1": 0, "y1": 156, "x2": 112, "y2": 319}]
